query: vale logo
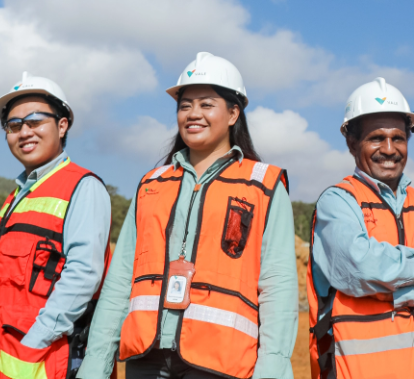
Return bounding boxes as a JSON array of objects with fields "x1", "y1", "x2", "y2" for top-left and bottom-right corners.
[
  {"x1": 187, "y1": 69, "x2": 196, "y2": 77},
  {"x1": 375, "y1": 97, "x2": 386, "y2": 105},
  {"x1": 13, "y1": 84, "x2": 22, "y2": 91}
]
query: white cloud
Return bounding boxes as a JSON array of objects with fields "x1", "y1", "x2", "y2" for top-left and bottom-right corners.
[
  {"x1": 4, "y1": 0, "x2": 332, "y2": 93},
  {"x1": 99, "y1": 116, "x2": 176, "y2": 163},
  {"x1": 0, "y1": 7, "x2": 157, "y2": 133},
  {"x1": 248, "y1": 106, "x2": 355, "y2": 201},
  {"x1": 4, "y1": 0, "x2": 414, "y2": 109}
]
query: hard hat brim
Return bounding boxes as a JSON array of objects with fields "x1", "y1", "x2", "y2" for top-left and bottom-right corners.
[
  {"x1": 340, "y1": 110, "x2": 414, "y2": 134},
  {"x1": 166, "y1": 83, "x2": 249, "y2": 107},
  {"x1": 0, "y1": 88, "x2": 74, "y2": 127}
]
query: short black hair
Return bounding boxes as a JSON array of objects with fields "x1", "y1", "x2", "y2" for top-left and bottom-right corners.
[
  {"x1": 344, "y1": 113, "x2": 413, "y2": 141},
  {"x1": 1, "y1": 94, "x2": 70, "y2": 148}
]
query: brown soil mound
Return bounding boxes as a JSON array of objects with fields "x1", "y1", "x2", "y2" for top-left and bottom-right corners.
[{"x1": 295, "y1": 235, "x2": 309, "y2": 311}]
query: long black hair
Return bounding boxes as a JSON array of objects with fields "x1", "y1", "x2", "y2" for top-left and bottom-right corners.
[{"x1": 163, "y1": 85, "x2": 261, "y2": 164}]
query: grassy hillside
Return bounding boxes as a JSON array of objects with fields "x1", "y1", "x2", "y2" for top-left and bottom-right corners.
[
  {"x1": 0, "y1": 176, "x2": 16, "y2": 208},
  {"x1": 292, "y1": 201, "x2": 315, "y2": 242}
]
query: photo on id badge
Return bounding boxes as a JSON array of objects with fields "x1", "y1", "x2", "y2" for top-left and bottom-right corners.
[{"x1": 166, "y1": 276, "x2": 187, "y2": 303}]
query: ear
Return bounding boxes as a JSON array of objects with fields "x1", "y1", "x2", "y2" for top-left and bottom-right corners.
[
  {"x1": 57, "y1": 118, "x2": 69, "y2": 139},
  {"x1": 346, "y1": 136, "x2": 358, "y2": 158},
  {"x1": 228, "y1": 104, "x2": 240, "y2": 126}
]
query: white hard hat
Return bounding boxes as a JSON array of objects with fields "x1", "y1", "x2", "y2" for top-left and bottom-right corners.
[
  {"x1": 0, "y1": 71, "x2": 74, "y2": 127},
  {"x1": 166, "y1": 52, "x2": 248, "y2": 106},
  {"x1": 341, "y1": 77, "x2": 414, "y2": 135}
]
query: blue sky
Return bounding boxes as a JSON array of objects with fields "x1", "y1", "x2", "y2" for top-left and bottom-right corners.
[{"x1": 0, "y1": 0, "x2": 413, "y2": 201}]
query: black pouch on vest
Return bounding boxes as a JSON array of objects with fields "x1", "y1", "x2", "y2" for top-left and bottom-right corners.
[
  {"x1": 221, "y1": 197, "x2": 254, "y2": 258},
  {"x1": 29, "y1": 239, "x2": 66, "y2": 297}
]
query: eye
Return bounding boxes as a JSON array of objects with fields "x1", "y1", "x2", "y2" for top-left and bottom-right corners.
[
  {"x1": 201, "y1": 102, "x2": 213, "y2": 108},
  {"x1": 179, "y1": 103, "x2": 191, "y2": 110}
]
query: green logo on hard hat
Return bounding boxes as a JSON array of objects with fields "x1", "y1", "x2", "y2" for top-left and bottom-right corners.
[
  {"x1": 13, "y1": 84, "x2": 22, "y2": 91},
  {"x1": 375, "y1": 97, "x2": 386, "y2": 105},
  {"x1": 187, "y1": 70, "x2": 196, "y2": 77}
]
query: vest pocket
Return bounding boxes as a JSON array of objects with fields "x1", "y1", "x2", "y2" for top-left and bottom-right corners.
[
  {"x1": 0, "y1": 304, "x2": 56, "y2": 379},
  {"x1": 0, "y1": 235, "x2": 34, "y2": 286},
  {"x1": 221, "y1": 197, "x2": 254, "y2": 259},
  {"x1": 29, "y1": 239, "x2": 66, "y2": 297}
]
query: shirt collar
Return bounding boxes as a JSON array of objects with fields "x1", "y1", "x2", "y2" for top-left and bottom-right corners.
[
  {"x1": 172, "y1": 145, "x2": 244, "y2": 170},
  {"x1": 15, "y1": 151, "x2": 69, "y2": 188},
  {"x1": 354, "y1": 166, "x2": 411, "y2": 194}
]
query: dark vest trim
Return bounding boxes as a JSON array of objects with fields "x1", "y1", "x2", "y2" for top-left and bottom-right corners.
[
  {"x1": 142, "y1": 176, "x2": 183, "y2": 185},
  {"x1": 403, "y1": 206, "x2": 414, "y2": 213},
  {"x1": 215, "y1": 177, "x2": 272, "y2": 196},
  {"x1": 360, "y1": 202, "x2": 388, "y2": 210},
  {"x1": 4, "y1": 223, "x2": 63, "y2": 243},
  {"x1": 264, "y1": 169, "x2": 287, "y2": 232}
]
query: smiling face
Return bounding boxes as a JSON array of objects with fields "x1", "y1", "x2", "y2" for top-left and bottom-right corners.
[
  {"x1": 177, "y1": 85, "x2": 239, "y2": 155},
  {"x1": 5, "y1": 96, "x2": 69, "y2": 174},
  {"x1": 347, "y1": 113, "x2": 408, "y2": 191}
]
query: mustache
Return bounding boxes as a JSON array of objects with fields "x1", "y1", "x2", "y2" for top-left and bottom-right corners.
[{"x1": 371, "y1": 154, "x2": 403, "y2": 163}]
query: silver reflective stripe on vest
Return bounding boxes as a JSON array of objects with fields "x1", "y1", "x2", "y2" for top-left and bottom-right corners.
[
  {"x1": 150, "y1": 165, "x2": 173, "y2": 179},
  {"x1": 335, "y1": 331, "x2": 414, "y2": 356},
  {"x1": 184, "y1": 303, "x2": 258, "y2": 339},
  {"x1": 250, "y1": 162, "x2": 269, "y2": 183},
  {"x1": 129, "y1": 295, "x2": 160, "y2": 313}
]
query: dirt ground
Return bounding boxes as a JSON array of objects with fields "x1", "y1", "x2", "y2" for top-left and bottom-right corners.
[{"x1": 116, "y1": 312, "x2": 310, "y2": 379}]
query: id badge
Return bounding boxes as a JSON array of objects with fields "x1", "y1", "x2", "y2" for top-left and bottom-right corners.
[{"x1": 164, "y1": 255, "x2": 196, "y2": 310}]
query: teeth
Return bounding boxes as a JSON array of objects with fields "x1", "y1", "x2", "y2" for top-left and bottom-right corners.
[
  {"x1": 383, "y1": 161, "x2": 395, "y2": 167},
  {"x1": 188, "y1": 125, "x2": 203, "y2": 129},
  {"x1": 22, "y1": 143, "x2": 36, "y2": 148}
]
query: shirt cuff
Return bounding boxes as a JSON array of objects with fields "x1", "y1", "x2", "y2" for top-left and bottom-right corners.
[
  {"x1": 252, "y1": 354, "x2": 293, "y2": 379},
  {"x1": 76, "y1": 355, "x2": 115, "y2": 379},
  {"x1": 20, "y1": 322, "x2": 58, "y2": 349},
  {"x1": 393, "y1": 286, "x2": 414, "y2": 308}
]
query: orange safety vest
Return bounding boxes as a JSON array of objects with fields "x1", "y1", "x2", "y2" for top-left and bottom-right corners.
[
  {"x1": 307, "y1": 175, "x2": 414, "y2": 379},
  {"x1": 0, "y1": 158, "x2": 112, "y2": 379},
  {"x1": 119, "y1": 158, "x2": 288, "y2": 379}
]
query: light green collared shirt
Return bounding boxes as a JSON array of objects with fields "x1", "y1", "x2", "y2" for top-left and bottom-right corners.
[{"x1": 78, "y1": 146, "x2": 298, "y2": 379}]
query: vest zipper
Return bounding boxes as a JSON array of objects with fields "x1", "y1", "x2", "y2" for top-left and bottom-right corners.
[
  {"x1": 180, "y1": 184, "x2": 201, "y2": 257},
  {"x1": 191, "y1": 282, "x2": 258, "y2": 311},
  {"x1": 397, "y1": 214, "x2": 405, "y2": 245},
  {"x1": 331, "y1": 308, "x2": 412, "y2": 324},
  {"x1": 134, "y1": 274, "x2": 163, "y2": 284},
  {"x1": 174, "y1": 159, "x2": 236, "y2": 358}
]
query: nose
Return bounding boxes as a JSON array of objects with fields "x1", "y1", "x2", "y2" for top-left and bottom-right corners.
[
  {"x1": 19, "y1": 123, "x2": 35, "y2": 139},
  {"x1": 187, "y1": 103, "x2": 203, "y2": 120}
]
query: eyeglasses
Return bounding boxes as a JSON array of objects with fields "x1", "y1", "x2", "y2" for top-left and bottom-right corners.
[{"x1": 2, "y1": 112, "x2": 60, "y2": 134}]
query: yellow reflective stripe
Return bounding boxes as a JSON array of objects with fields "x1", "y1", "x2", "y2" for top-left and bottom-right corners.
[
  {"x1": 0, "y1": 350, "x2": 47, "y2": 379},
  {"x1": 0, "y1": 203, "x2": 10, "y2": 218},
  {"x1": 13, "y1": 197, "x2": 69, "y2": 219},
  {"x1": 30, "y1": 157, "x2": 71, "y2": 193}
]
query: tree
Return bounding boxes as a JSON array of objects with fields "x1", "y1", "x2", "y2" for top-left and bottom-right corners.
[
  {"x1": 106, "y1": 185, "x2": 131, "y2": 243},
  {"x1": 292, "y1": 201, "x2": 316, "y2": 242}
]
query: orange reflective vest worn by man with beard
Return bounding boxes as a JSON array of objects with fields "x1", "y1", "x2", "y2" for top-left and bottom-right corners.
[
  {"x1": 0, "y1": 72, "x2": 112, "y2": 379},
  {"x1": 307, "y1": 77, "x2": 414, "y2": 379}
]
